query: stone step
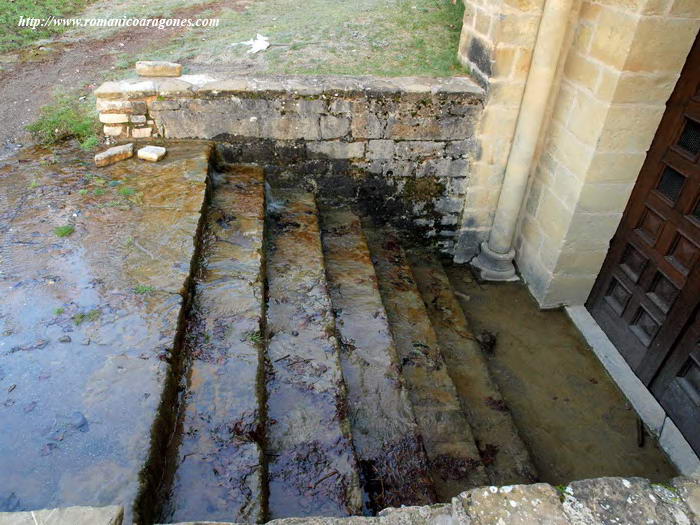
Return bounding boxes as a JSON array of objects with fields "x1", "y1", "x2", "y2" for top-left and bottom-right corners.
[
  {"x1": 165, "y1": 165, "x2": 267, "y2": 523},
  {"x1": 265, "y1": 190, "x2": 363, "y2": 519},
  {"x1": 406, "y1": 248, "x2": 539, "y2": 486},
  {"x1": 319, "y1": 208, "x2": 436, "y2": 513},
  {"x1": 363, "y1": 227, "x2": 490, "y2": 500}
]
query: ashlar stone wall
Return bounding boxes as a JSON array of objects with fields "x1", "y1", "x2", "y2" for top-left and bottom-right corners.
[{"x1": 515, "y1": 0, "x2": 700, "y2": 306}]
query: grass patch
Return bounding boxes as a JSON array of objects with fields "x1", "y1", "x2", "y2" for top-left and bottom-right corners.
[
  {"x1": 0, "y1": 0, "x2": 92, "y2": 52},
  {"x1": 54, "y1": 225, "x2": 75, "y2": 237},
  {"x1": 73, "y1": 308, "x2": 101, "y2": 325},
  {"x1": 133, "y1": 284, "x2": 155, "y2": 294},
  {"x1": 118, "y1": 186, "x2": 136, "y2": 197},
  {"x1": 246, "y1": 330, "x2": 263, "y2": 344},
  {"x1": 53, "y1": 307, "x2": 65, "y2": 316},
  {"x1": 93, "y1": 188, "x2": 106, "y2": 196},
  {"x1": 133, "y1": 0, "x2": 468, "y2": 78},
  {"x1": 28, "y1": 180, "x2": 40, "y2": 189},
  {"x1": 26, "y1": 91, "x2": 99, "y2": 150}
]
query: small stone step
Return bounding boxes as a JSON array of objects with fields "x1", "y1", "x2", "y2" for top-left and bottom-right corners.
[
  {"x1": 165, "y1": 165, "x2": 266, "y2": 523},
  {"x1": 265, "y1": 190, "x2": 363, "y2": 519},
  {"x1": 363, "y1": 227, "x2": 489, "y2": 500},
  {"x1": 320, "y1": 209, "x2": 436, "y2": 512},
  {"x1": 406, "y1": 249, "x2": 538, "y2": 486}
]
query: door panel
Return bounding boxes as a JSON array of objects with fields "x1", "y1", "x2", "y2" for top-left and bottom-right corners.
[
  {"x1": 652, "y1": 310, "x2": 700, "y2": 454},
  {"x1": 586, "y1": 34, "x2": 700, "y2": 454}
]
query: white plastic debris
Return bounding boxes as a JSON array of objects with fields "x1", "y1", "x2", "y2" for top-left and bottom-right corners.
[{"x1": 231, "y1": 34, "x2": 270, "y2": 54}]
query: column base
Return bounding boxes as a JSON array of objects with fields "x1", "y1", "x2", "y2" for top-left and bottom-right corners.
[{"x1": 470, "y1": 242, "x2": 520, "y2": 282}]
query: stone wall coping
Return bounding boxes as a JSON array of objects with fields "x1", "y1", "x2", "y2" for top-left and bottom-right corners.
[{"x1": 94, "y1": 74, "x2": 485, "y2": 100}]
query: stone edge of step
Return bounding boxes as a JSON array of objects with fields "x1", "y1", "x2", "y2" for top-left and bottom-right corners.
[{"x1": 7, "y1": 475, "x2": 697, "y2": 525}]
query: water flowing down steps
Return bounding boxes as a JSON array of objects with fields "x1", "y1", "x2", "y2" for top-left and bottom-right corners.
[
  {"x1": 363, "y1": 227, "x2": 490, "y2": 499},
  {"x1": 406, "y1": 249, "x2": 539, "y2": 485},
  {"x1": 264, "y1": 190, "x2": 363, "y2": 519},
  {"x1": 319, "y1": 209, "x2": 436, "y2": 512},
  {"x1": 164, "y1": 166, "x2": 267, "y2": 523}
]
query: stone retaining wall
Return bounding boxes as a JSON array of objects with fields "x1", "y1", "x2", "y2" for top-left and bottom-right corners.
[
  {"x1": 3, "y1": 476, "x2": 698, "y2": 524},
  {"x1": 94, "y1": 75, "x2": 484, "y2": 253}
]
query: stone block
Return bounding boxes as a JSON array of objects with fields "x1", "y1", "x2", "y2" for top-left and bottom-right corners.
[
  {"x1": 132, "y1": 127, "x2": 153, "y2": 138},
  {"x1": 135, "y1": 60, "x2": 183, "y2": 77},
  {"x1": 455, "y1": 483, "x2": 569, "y2": 524},
  {"x1": 660, "y1": 419, "x2": 700, "y2": 477},
  {"x1": 0, "y1": 505, "x2": 123, "y2": 525},
  {"x1": 138, "y1": 146, "x2": 167, "y2": 162},
  {"x1": 563, "y1": 477, "x2": 693, "y2": 524},
  {"x1": 130, "y1": 115, "x2": 147, "y2": 124},
  {"x1": 320, "y1": 115, "x2": 351, "y2": 139},
  {"x1": 395, "y1": 141, "x2": 445, "y2": 158},
  {"x1": 367, "y1": 139, "x2": 395, "y2": 159},
  {"x1": 378, "y1": 503, "x2": 452, "y2": 524},
  {"x1": 103, "y1": 125, "x2": 123, "y2": 137},
  {"x1": 672, "y1": 476, "x2": 700, "y2": 520},
  {"x1": 589, "y1": 8, "x2": 638, "y2": 69},
  {"x1": 94, "y1": 143, "x2": 134, "y2": 167},
  {"x1": 96, "y1": 99, "x2": 134, "y2": 113},
  {"x1": 626, "y1": 17, "x2": 699, "y2": 73},
  {"x1": 307, "y1": 141, "x2": 365, "y2": 159},
  {"x1": 99, "y1": 113, "x2": 129, "y2": 124}
]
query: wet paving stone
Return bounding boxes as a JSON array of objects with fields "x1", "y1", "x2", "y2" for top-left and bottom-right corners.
[
  {"x1": 363, "y1": 227, "x2": 490, "y2": 500},
  {"x1": 265, "y1": 190, "x2": 363, "y2": 519},
  {"x1": 320, "y1": 208, "x2": 436, "y2": 512},
  {"x1": 164, "y1": 165, "x2": 267, "y2": 524},
  {"x1": 0, "y1": 142, "x2": 211, "y2": 523},
  {"x1": 406, "y1": 248, "x2": 538, "y2": 486}
]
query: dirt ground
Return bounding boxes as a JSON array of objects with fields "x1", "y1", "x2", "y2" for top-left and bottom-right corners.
[
  {"x1": 0, "y1": 0, "x2": 243, "y2": 158},
  {"x1": 445, "y1": 265, "x2": 678, "y2": 485}
]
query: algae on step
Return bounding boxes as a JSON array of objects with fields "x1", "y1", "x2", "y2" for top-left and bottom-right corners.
[{"x1": 320, "y1": 208, "x2": 436, "y2": 512}]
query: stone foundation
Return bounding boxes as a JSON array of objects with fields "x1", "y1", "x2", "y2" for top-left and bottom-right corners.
[{"x1": 94, "y1": 74, "x2": 484, "y2": 253}]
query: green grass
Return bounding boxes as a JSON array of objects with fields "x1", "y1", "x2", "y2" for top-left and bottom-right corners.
[
  {"x1": 131, "y1": 0, "x2": 467, "y2": 78},
  {"x1": 246, "y1": 331, "x2": 263, "y2": 344},
  {"x1": 53, "y1": 307, "x2": 65, "y2": 316},
  {"x1": 73, "y1": 308, "x2": 101, "y2": 325},
  {"x1": 0, "y1": 0, "x2": 92, "y2": 53},
  {"x1": 93, "y1": 188, "x2": 106, "y2": 196},
  {"x1": 118, "y1": 186, "x2": 136, "y2": 197},
  {"x1": 133, "y1": 284, "x2": 155, "y2": 294},
  {"x1": 54, "y1": 225, "x2": 75, "y2": 237},
  {"x1": 28, "y1": 179, "x2": 40, "y2": 189},
  {"x1": 26, "y1": 91, "x2": 99, "y2": 150}
]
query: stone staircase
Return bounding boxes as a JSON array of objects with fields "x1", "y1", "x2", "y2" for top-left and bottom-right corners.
[{"x1": 159, "y1": 164, "x2": 539, "y2": 523}]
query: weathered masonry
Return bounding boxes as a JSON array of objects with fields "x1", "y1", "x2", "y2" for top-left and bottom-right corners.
[{"x1": 95, "y1": 75, "x2": 483, "y2": 253}]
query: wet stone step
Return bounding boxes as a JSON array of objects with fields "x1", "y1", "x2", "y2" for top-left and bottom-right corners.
[
  {"x1": 363, "y1": 227, "x2": 490, "y2": 500},
  {"x1": 0, "y1": 143, "x2": 211, "y2": 524},
  {"x1": 164, "y1": 165, "x2": 267, "y2": 523},
  {"x1": 319, "y1": 209, "x2": 436, "y2": 513},
  {"x1": 406, "y1": 248, "x2": 538, "y2": 486},
  {"x1": 265, "y1": 190, "x2": 363, "y2": 519}
]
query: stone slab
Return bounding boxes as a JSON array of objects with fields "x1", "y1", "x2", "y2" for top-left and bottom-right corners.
[
  {"x1": 0, "y1": 505, "x2": 123, "y2": 525},
  {"x1": 0, "y1": 142, "x2": 210, "y2": 523},
  {"x1": 135, "y1": 60, "x2": 183, "y2": 77},
  {"x1": 137, "y1": 146, "x2": 167, "y2": 162},
  {"x1": 94, "y1": 143, "x2": 134, "y2": 167}
]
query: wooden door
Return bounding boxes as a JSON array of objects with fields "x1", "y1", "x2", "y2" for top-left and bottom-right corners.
[{"x1": 586, "y1": 33, "x2": 700, "y2": 453}]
